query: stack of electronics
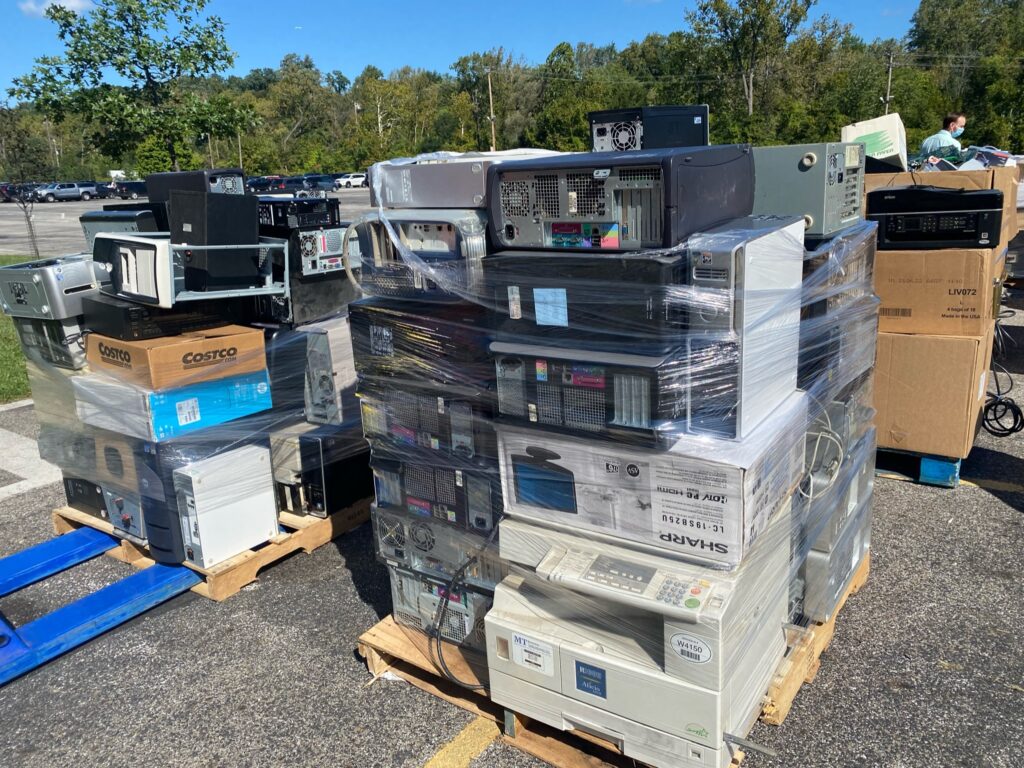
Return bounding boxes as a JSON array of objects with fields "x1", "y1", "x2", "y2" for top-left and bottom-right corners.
[
  {"x1": 349, "y1": 150, "x2": 564, "y2": 652},
  {"x1": 0, "y1": 168, "x2": 372, "y2": 570},
  {"x1": 862, "y1": 161, "x2": 1019, "y2": 457},
  {"x1": 350, "y1": 140, "x2": 879, "y2": 767}
]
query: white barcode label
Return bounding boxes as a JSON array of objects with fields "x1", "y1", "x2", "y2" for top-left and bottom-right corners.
[
  {"x1": 670, "y1": 632, "x2": 712, "y2": 664},
  {"x1": 511, "y1": 633, "x2": 554, "y2": 676},
  {"x1": 176, "y1": 397, "x2": 201, "y2": 426},
  {"x1": 978, "y1": 370, "x2": 988, "y2": 401},
  {"x1": 880, "y1": 307, "x2": 912, "y2": 318},
  {"x1": 508, "y1": 286, "x2": 522, "y2": 320}
]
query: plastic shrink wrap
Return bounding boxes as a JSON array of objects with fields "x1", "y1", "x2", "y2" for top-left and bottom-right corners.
[{"x1": 346, "y1": 147, "x2": 878, "y2": 768}]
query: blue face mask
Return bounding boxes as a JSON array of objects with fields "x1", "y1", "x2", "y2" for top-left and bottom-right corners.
[{"x1": 951, "y1": 126, "x2": 964, "y2": 138}]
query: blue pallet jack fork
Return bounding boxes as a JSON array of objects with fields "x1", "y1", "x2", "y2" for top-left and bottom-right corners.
[{"x1": 0, "y1": 527, "x2": 202, "y2": 685}]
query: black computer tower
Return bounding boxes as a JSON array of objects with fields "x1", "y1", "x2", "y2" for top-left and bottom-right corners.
[
  {"x1": 588, "y1": 105, "x2": 710, "y2": 152},
  {"x1": 168, "y1": 190, "x2": 261, "y2": 291},
  {"x1": 146, "y1": 168, "x2": 246, "y2": 203}
]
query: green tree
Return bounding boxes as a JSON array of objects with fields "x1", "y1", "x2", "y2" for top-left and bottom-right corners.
[
  {"x1": 525, "y1": 43, "x2": 593, "y2": 151},
  {"x1": 10, "y1": 0, "x2": 234, "y2": 170},
  {"x1": 134, "y1": 134, "x2": 172, "y2": 176},
  {"x1": 267, "y1": 55, "x2": 336, "y2": 159},
  {"x1": 688, "y1": 0, "x2": 814, "y2": 116},
  {"x1": 0, "y1": 106, "x2": 48, "y2": 257},
  {"x1": 326, "y1": 71, "x2": 351, "y2": 95}
]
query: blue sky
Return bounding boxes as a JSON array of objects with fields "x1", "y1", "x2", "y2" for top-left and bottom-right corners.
[{"x1": 2, "y1": 0, "x2": 917, "y2": 93}]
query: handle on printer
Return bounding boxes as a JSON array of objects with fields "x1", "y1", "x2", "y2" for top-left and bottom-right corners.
[{"x1": 535, "y1": 546, "x2": 567, "y2": 581}]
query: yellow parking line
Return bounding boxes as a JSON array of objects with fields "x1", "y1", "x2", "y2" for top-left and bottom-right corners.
[
  {"x1": 424, "y1": 715, "x2": 500, "y2": 768},
  {"x1": 959, "y1": 477, "x2": 1024, "y2": 493}
]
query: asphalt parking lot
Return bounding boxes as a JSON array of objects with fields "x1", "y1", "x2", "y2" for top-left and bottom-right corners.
[
  {"x1": 0, "y1": 201, "x2": 1022, "y2": 768},
  {"x1": 0, "y1": 189, "x2": 374, "y2": 258}
]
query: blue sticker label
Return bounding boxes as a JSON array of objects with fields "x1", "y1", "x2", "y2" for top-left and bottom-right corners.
[
  {"x1": 533, "y1": 288, "x2": 569, "y2": 327},
  {"x1": 575, "y1": 661, "x2": 607, "y2": 698}
]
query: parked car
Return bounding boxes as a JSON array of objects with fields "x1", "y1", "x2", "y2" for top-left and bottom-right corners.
[
  {"x1": 261, "y1": 176, "x2": 311, "y2": 194},
  {"x1": 0, "y1": 183, "x2": 39, "y2": 202},
  {"x1": 303, "y1": 174, "x2": 339, "y2": 191},
  {"x1": 89, "y1": 181, "x2": 115, "y2": 200},
  {"x1": 35, "y1": 181, "x2": 98, "y2": 202},
  {"x1": 114, "y1": 181, "x2": 147, "y2": 199},
  {"x1": 246, "y1": 175, "x2": 281, "y2": 193},
  {"x1": 339, "y1": 172, "x2": 367, "y2": 188}
]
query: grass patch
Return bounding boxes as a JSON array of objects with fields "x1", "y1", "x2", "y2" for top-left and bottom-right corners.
[{"x1": 0, "y1": 254, "x2": 31, "y2": 403}]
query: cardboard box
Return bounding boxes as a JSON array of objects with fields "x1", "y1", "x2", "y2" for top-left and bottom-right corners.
[
  {"x1": 873, "y1": 330, "x2": 993, "y2": 459},
  {"x1": 865, "y1": 167, "x2": 1020, "y2": 249},
  {"x1": 86, "y1": 325, "x2": 266, "y2": 390},
  {"x1": 73, "y1": 369, "x2": 273, "y2": 442},
  {"x1": 875, "y1": 247, "x2": 1005, "y2": 335},
  {"x1": 992, "y1": 166, "x2": 1020, "y2": 248},
  {"x1": 496, "y1": 392, "x2": 808, "y2": 569},
  {"x1": 841, "y1": 113, "x2": 908, "y2": 171}
]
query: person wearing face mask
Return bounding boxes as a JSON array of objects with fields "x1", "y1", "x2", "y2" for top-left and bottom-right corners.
[{"x1": 920, "y1": 112, "x2": 967, "y2": 156}]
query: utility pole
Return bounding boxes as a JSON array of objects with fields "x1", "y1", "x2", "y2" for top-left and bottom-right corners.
[
  {"x1": 486, "y1": 69, "x2": 497, "y2": 152},
  {"x1": 883, "y1": 51, "x2": 895, "y2": 114}
]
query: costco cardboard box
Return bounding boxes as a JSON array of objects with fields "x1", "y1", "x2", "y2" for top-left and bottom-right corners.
[
  {"x1": 865, "y1": 167, "x2": 1020, "y2": 250},
  {"x1": 86, "y1": 325, "x2": 266, "y2": 390},
  {"x1": 873, "y1": 329, "x2": 993, "y2": 459},
  {"x1": 875, "y1": 247, "x2": 1005, "y2": 335}
]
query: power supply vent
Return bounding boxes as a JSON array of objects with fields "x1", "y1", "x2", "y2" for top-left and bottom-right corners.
[
  {"x1": 693, "y1": 267, "x2": 730, "y2": 282},
  {"x1": 618, "y1": 167, "x2": 661, "y2": 183},
  {"x1": 378, "y1": 515, "x2": 406, "y2": 548},
  {"x1": 533, "y1": 174, "x2": 560, "y2": 217},
  {"x1": 323, "y1": 229, "x2": 343, "y2": 252},
  {"x1": 299, "y1": 232, "x2": 319, "y2": 257},
  {"x1": 433, "y1": 468, "x2": 458, "y2": 507},
  {"x1": 429, "y1": 598, "x2": 470, "y2": 644},
  {"x1": 612, "y1": 374, "x2": 651, "y2": 428},
  {"x1": 394, "y1": 608, "x2": 422, "y2": 629},
  {"x1": 211, "y1": 176, "x2": 242, "y2": 194},
  {"x1": 499, "y1": 180, "x2": 531, "y2": 218},
  {"x1": 566, "y1": 173, "x2": 606, "y2": 216},
  {"x1": 404, "y1": 464, "x2": 436, "y2": 501},
  {"x1": 610, "y1": 121, "x2": 641, "y2": 151}
]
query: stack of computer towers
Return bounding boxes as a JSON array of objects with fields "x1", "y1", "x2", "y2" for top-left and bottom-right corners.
[
  {"x1": 350, "y1": 144, "x2": 880, "y2": 766},
  {"x1": 1, "y1": 168, "x2": 372, "y2": 570},
  {"x1": 481, "y1": 147, "x2": 811, "y2": 768},
  {"x1": 750, "y1": 143, "x2": 880, "y2": 626},
  {"x1": 351, "y1": 152, "x2": 547, "y2": 650}
]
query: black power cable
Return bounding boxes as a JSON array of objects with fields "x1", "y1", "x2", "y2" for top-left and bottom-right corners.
[
  {"x1": 430, "y1": 515, "x2": 504, "y2": 692},
  {"x1": 983, "y1": 364, "x2": 1024, "y2": 437}
]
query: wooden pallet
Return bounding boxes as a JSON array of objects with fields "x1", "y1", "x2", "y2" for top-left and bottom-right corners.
[
  {"x1": 52, "y1": 498, "x2": 371, "y2": 601},
  {"x1": 761, "y1": 552, "x2": 871, "y2": 724},
  {"x1": 356, "y1": 552, "x2": 871, "y2": 768},
  {"x1": 875, "y1": 447, "x2": 961, "y2": 488}
]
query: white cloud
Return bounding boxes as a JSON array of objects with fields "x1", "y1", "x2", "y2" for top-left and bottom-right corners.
[{"x1": 18, "y1": 0, "x2": 94, "y2": 18}]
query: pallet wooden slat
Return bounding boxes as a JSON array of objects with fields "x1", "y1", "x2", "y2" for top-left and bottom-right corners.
[
  {"x1": 875, "y1": 447, "x2": 961, "y2": 488},
  {"x1": 761, "y1": 552, "x2": 870, "y2": 725},
  {"x1": 357, "y1": 552, "x2": 871, "y2": 768},
  {"x1": 51, "y1": 498, "x2": 371, "y2": 602}
]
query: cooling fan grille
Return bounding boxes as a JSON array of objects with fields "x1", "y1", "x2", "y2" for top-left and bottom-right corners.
[
  {"x1": 611, "y1": 120, "x2": 641, "y2": 151},
  {"x1": 378, "y1": 515, "x2": 407, "y2": 549}
]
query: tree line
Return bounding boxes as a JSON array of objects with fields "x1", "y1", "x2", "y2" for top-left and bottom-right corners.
[{"x1": 1, "y1": 0, "x2": 1021, "y2": 183}]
